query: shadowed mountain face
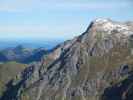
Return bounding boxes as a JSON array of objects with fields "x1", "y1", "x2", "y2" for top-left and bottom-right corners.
[
  {"x1": 1, "y1": 18, "x2": 133, "y2": 100},
  {"x1": 0, "y1": 45, "x2": 49, "y2": 64}
]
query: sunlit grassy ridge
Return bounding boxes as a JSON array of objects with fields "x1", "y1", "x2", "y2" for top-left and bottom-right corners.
[{"x1": 0, "y1": 61, "x2": 27, "y2": 96}]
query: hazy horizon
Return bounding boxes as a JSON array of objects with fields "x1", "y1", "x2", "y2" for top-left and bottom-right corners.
[
  {"x1": 0, "y1": 0, "x2": 133, "y2": 41},
  {"x1": 0, "y1": 38, "x2": 64, "y2": 49}
]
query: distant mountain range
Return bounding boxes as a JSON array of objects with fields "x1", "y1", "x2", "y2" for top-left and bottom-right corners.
[
  {"x1": 0, "y1": 45, "x2": 49, "y2": 63},
  {"x1": 0, "y1": 39, "x2": 64, "y2": 49}
]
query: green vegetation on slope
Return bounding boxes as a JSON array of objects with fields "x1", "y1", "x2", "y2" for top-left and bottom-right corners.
[{"x1": 0, "y1": 61, "x2": 27, "y2": 96}]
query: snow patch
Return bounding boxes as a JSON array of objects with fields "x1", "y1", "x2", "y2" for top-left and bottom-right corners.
[{"x1": 94, "y1": 18, "x2": 131, "y2": 36}]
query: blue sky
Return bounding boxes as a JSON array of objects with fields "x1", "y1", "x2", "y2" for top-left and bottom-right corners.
[{"x1": 0, "y1": 0, "x2": 133, "y2": 40}]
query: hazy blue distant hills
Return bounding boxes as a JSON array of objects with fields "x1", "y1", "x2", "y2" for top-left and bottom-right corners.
[
  {"x1": 0, "y1": 53, "x2": 7, "y2": 62},
  {"x1": 0, "y1": 39, "x2": 64, "y2": 49},
  {"x1": 21, "y1": 47, "x2": 50, "y2": 63},
  {"x1": 0, "y1": 39, "x2": 64, "y2": 63},
  {"x1": 0, "y1": 45, "x2": 49, "y2": 63}
]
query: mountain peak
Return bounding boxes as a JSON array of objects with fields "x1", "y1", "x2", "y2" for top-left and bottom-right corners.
[
  {"x1": 79, "y1": 19, "x2": 133, "y2": 54},
  {"x1": 94, "y1": 18, "x2": 112, "y2": 24},
  {"x1": 83, "y1": 18, "x2": 133, "y2": 41},
  {"x1": 92, "y1": 18, "x2": 129, "y2": 32}
]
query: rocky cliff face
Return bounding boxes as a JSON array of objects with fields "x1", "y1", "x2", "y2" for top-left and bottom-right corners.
[{"x1": 1, "y1": 18, "x2": 133, "y2": 100}]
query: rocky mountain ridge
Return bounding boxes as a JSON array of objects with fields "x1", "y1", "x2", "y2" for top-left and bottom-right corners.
[{"x1": 1, "y1": 18, "x2": 133, "y2": 100}]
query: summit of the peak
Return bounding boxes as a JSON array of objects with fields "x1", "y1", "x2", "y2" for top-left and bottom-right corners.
[
  {"x1": 80, "y1": 19, "x2": 133, "y2": 44},
  {"x1": 86, "y1": 18, "x2": 131, "y2": 36},
  {"x1": 94, "y1": 18, "x2": 112, "y2": 23}
]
